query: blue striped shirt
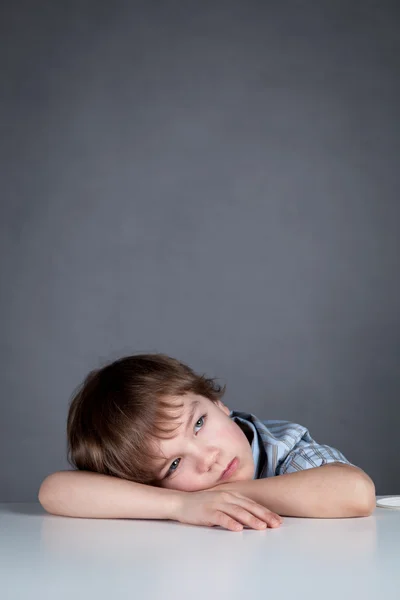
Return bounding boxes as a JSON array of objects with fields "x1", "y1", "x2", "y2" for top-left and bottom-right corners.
[{"x1": 229, "y1": 410, "x2": 355, "y2": 479}]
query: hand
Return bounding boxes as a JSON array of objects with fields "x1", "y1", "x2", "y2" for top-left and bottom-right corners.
[{"x1": 171, "y1": 489, "x2": 283, "y2": 532}]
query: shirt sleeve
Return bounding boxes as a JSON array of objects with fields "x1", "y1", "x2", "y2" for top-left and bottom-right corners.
[{"x1": 272, "y1": 422, "x2": 356, "y2": 476}]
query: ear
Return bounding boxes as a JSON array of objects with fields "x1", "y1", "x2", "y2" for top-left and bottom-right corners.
[{"x1": 216, "y1": 399, "x2": 231, "y2": 416}]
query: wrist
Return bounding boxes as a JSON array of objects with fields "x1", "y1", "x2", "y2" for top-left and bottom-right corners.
[{"x1": 163, "y1": 489, "x2": 186, "y2": 521}]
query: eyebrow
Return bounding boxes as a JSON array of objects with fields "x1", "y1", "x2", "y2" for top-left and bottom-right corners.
[{"x1": 156, "y1": 399, "x2": 201, "y2": 476}]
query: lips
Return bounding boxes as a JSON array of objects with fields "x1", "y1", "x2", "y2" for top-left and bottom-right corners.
[{"x1": 219, "y1": 457, "x2": 239, "y2": 481}]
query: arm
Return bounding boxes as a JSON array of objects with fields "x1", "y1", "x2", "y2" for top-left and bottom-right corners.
[
  {"x1": 210, "y1": 463, "x2": 376, "y2": 518},
  {"x1": 38, "y1": 470, "x2": 283, "y2": 531},
  {"x1": 38, "y1": 470, "x2": 181, "y2": 520}
]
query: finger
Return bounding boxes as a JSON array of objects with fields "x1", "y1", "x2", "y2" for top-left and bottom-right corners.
[
  {"x1": 246, "y1": 503, "x2": 283, "y2": 526},
  {"x1": 228, "y1": 496, "x2": 283, "y2": 527},
  {"x1": 213, "y1": 510, "x2": 244, "y2": 532},
  {"x1": 224, "y1": 504, "x2": 273, "y2": 530},
  {"x1": 232, "y1": 494, "x2": 283, "y2": 524}
]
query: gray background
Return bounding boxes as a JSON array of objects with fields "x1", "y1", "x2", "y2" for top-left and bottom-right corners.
[{"x1": 1, "y1": 0, "x2": 399, "y2": 501}]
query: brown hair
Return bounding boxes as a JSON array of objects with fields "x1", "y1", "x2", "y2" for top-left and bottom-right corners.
[{"x1": 66, "y1": 353, "x2": 226, "y2": 486}]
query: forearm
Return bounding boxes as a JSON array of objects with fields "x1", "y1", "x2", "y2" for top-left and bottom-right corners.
[
  {"x1": 38, "y1": 470, "x2": 180, "y2": 520},
  {"x1": 212, "y1": 464, "x2": 376, "y2": 518}
]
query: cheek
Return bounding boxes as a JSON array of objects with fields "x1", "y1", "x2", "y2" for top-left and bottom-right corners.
[
  {"x1": 163, "y1": 474, "x2": 204, "y2": 493},
  {"x1": 215, "y1": 422, "x2": 244, "y2": 446}
]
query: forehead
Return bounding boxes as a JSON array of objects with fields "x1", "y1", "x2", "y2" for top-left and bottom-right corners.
[
  {"x1": 157, "y1": 393, "x2": 204, "y2": 429},
  {"x1": 159, "y1": 392, "x2": 205, "y2": 415},
  {"x1": 164, "y1": 391, "x2": 202, "y2": 405}
]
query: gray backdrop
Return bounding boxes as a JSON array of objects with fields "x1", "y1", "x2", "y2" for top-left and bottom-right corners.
[{"x1": 1, "y1": 0, "x2": 399, "y2": 501}]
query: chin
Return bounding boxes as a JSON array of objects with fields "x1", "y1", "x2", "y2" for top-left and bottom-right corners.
[{"x1": 231, "y1": 473, "x2": 250, "y2": 483}]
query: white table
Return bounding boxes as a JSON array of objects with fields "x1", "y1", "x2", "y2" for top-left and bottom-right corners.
[{"x1": 0, "y1": 496, "x2": 398, "y2": 600}]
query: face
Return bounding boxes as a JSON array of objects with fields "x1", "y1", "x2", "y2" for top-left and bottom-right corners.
[{"x1": 151, "y1": 392, "x2": 255, "y2": 492}]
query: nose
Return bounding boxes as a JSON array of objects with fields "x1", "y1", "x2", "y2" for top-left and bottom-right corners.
[{"x1": 196, "y1": 447, "x2": 220, "y2": 473}]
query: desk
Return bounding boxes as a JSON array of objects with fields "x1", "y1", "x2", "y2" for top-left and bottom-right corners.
[{"x1": 0, "y1": 496, "x2": 398, "y2": 599}]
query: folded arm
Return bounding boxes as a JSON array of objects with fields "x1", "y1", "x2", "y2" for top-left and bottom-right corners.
[{"x1": 210, "y1": 463, "x2": 376, "y2": 518}]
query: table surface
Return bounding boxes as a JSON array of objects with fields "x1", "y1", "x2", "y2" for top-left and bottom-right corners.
[{"x1": 1, "y1": 496, "x2": 399, "y2": 600}]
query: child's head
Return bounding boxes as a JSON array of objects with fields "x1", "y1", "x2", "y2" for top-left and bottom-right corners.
[{"x1": 67, "y1": 353, "x2": 255, "y2": 491}]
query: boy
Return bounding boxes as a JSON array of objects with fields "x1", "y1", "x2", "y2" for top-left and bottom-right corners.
[{"x1": 38, "y1": 353, "x2": 376, "y2": 531}]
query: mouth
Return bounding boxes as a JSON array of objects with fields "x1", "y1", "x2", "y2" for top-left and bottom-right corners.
[{"x1": 219, "y1": 457, "x2": 239, "y2": 481}]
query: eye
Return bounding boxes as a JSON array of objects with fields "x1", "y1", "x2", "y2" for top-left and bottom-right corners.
[
  {"x1": 194, "y1": 415, "x2": 206, "y2": 431},
  {"x1": 167, "y1": 458, "x2": 180, "y2": 474},
  {"x1": 165, "y1": 414, "x2": 207, "y2": 478}
]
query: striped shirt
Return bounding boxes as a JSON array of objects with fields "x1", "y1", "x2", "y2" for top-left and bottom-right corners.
[{"x1": 229, "y1": 410, "x2": 355, "y2": 479}]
